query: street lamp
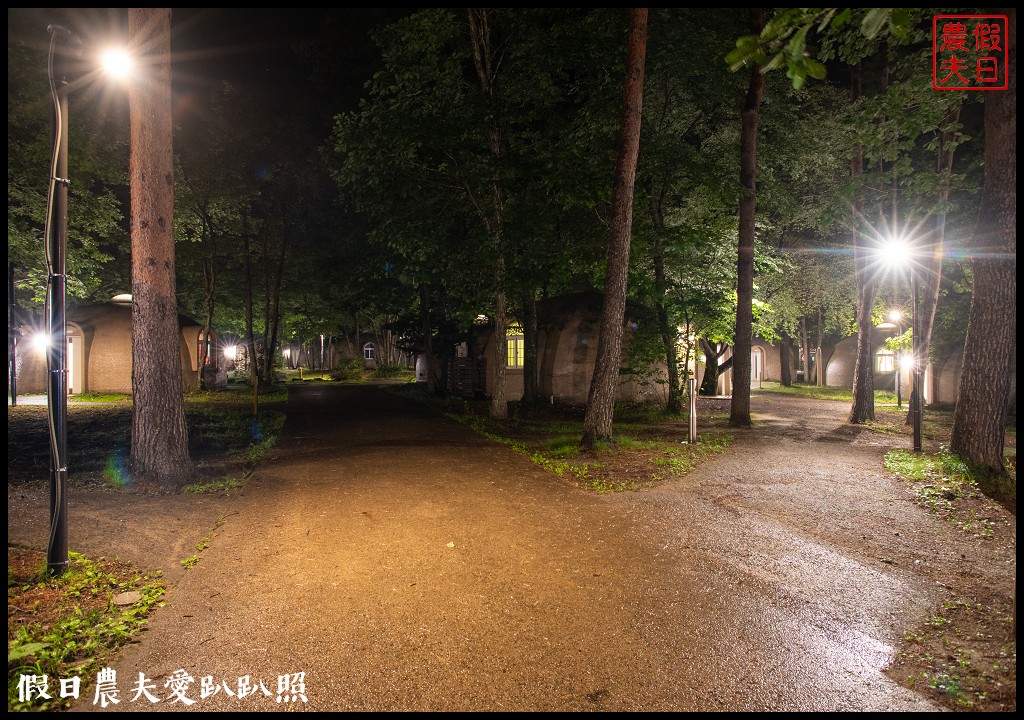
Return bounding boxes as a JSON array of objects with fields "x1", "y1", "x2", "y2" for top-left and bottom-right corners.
[
  {"x1": 890, "y1": 310, "x2": 903, "y2": 409},
  {"x1": 910, "y1": 269, "x2": 922, "y2": 453},
  {"x1": 44, "y1": 24, "x2": 74, "y2": 577},
  {"x1": 43, "y1": 24, "x2": 130, "y2": 576},
  {"x1": 877, "y1": 237, "x2": 923, "y2": 453}
]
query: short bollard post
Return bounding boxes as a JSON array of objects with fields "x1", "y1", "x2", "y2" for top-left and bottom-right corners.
[{"x1": 688, "y1": 378, "x2": 697, "y2": 444}]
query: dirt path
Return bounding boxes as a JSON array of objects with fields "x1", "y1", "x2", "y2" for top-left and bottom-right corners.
[{"x1": 10, "y1": 384, "x2": 1010, "y2": 710}]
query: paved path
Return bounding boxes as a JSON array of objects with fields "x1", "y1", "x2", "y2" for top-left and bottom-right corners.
[{"x1": 76, "y1": 384, "x2": 946, "y2": 712}]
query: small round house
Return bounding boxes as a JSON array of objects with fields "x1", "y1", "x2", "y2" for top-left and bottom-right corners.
[{"x1": 14, "y1": 296, "x2": 221, "y2": 395}]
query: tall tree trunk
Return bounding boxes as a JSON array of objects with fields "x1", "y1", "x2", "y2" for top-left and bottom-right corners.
[
  {"x1": 242, "y1": 212, "x2": 259, "y2": 417},
  {"x1": 699, "y1": 340, "x2": 734, "y2": 396},
  {"x1": 730, "y1": 6, "x2": 765, "y2": 428},
  {"x1": 699, "y1": 338, "x2": 721, "y2": 396},
  {"x1": 651, "y1": 192, "x2": 681, "y2": 413},
  {"x1": 816, "y1": 306, "x2": 824, "y2": 386},
  {"x1": 800, "y1": 316, "x2": 811, "y2": 384},
  {"x1": 521, "y1": 288, "x2": 540, "y2": 408},
  {"x1": 491, "y1": 288, "x2": 508, "y2": 418},
  {"x1": 259, "y1": 226, "x2": 272, "y2": 384},
  {"x1": 581, "y1": 8, "x2": 647, "y2": 449},
  {"x1": 262, "y1": 227, "x2": 288, "y2": 386},
  {"x1": 198, "y1": 219, "x2": 215, "y2": 391},
  {"x1": 419, "y1": 284, "x2": 442, "y2": 395},
  {"x1": 468, "y1": 9, "x2": 510, "y2": 420},
  {"x1": 127, "y1": 8, "x2": 192, "y2": 488},
  {"x1": 848, "y1": 61, "x2": 875, "y2": 424},
  {"x1": 951, "y1": 9, "x2": 1016, "y2": 474},
  {"x1": 913, "y1": 103, "x2": 961, "y2": 419},
  {"x1": 779, "y1": 332, "x2": 793, "y2": 387}
]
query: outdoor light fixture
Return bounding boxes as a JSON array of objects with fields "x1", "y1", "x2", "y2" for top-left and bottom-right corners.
[
  {"x1": 31, "y1": 332, "x2": 52, "y2": 354},
  {"x1": 44, "y1": 23, "x2": 131, "y2": 576},
  {"x1": 876, "y1": 236, "x2": 922, "y2": 452},
  {"x1": 890, "y1": 310, "x2": 903, "y2": 409},
  {"x1": 99, "y1": 47, "x2": 133, "y2": 79},
  {"x1": 224, "y1": 345, "x2": 237, "y2": 360}
]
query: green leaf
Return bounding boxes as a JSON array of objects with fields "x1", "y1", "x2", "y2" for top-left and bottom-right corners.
[
  {"x1": 861, "y1": 9, "x2": 889, "y2": 40},
  {"x1": 805, "y1": 58, "x2": 828, "y2": 81},
  {"x1": 8, "y1": 642, "x2": 48, "y2": 662},
  {"x1": 762, "y1": 52, "x2": 787, "y2": 72},
  {"x1": 831, "y1": 9, "x2": 852, "y2": 30},
  {"x1": 816, "y1": 9, "x2": 837, "y2": 33}
]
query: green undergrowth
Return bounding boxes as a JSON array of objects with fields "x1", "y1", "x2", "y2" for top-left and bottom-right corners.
[
  {"x1": 884, "y1": 445, "x2": 1014, "y2": 533},
  {"x1": 7, "y1": 550, "x2": 165, "y2": 712},
  {"x1": 395, "y1": 387, "x2": 732, "y2": 494},
  {"x1": 894, "y1": 597, "x2": 1016, "y2": 711},
  {"x1": 68, "y1": 392, "x2": 130, "y2": 403}
]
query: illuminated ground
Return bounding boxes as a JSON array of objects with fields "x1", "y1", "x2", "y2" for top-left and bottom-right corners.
[{"x1": 8, "y1": 385, "x2": 1015, "y2": 711}]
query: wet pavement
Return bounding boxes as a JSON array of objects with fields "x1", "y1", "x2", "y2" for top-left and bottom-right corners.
[{"x1": 71, "y1": 384, "x2": 944, "y2": 711}]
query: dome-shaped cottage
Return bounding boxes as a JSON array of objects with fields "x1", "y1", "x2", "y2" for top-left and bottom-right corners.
[{"x1": 13, "y1": 296, "x2": 221, "y2": 395}]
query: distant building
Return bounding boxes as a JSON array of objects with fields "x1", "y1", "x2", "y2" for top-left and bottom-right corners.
[
  {"x1": 449, "y1": 290, "x2": 1012, "y2": 411},
  {"x1": 13, "y1": 295, "x2": 224, "y2": 395}
]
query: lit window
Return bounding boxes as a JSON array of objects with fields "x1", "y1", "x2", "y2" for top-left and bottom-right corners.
[
  {"x1": 363, "y1": 343, "x2": 375, "y2": 361},
  {"x1": 876, "y1": 349, "x2": 895, "y2": 373},
  {"x1": 506, "y1": 323, "x2": 524, "y2": 368}
]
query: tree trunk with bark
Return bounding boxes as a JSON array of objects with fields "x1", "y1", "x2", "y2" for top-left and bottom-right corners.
[
  {"x1": 468, "y1": 8, "x2": 510, "y2": 420},
  {"x1": 848, "y1": 62, "x2": 875, "y2": 424},
  {"x1": 779, "y1": 333, "x2": 793, "y2": 387},
  {"x1": 730, "y1": 7, "x2": 765, "y2": 428},
  {"x1": 127, "y1": 8, "x2": 192, "y2": 488},
  {"x1": 419, "y1": 285, "x2": 443, "y2": 396},
  {"x1": 651, "y1": 193, "x2": 681, "y2": 413},
  {"x1": 241, "y1": 212, "x2": 260, "y2": 417},
  {"x1": 699, "y1": 339, "x2": 732, "y2": 396},
  {"x1": 800, "y1": 316, "x2": 811, "y2": 385},
  {"x1": 951, "y1": 9, "x2": 1016, "y2": 475},
  {"x1": 197, "y1": 214, "x2": 215, "y2": 391},
  {"x1": 581, "y1": 8, "x2": 647, "y2": 449},
  {"x1": 909, "y1": 103, "x2": 961, "y2": 424},
  {"x1": 262, "y1": 226, "x2": 287, "y2": 387},
  {"x1": 521, "y1": 289, "x2": 540, "y2": 408}
]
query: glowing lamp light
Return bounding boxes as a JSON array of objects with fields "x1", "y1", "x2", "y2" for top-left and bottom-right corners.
[
  {"x1": 878, "y1": 237, "x2": 912, "y2": 269},
  {"x1": 875, "y1": 233, "x2": 922, "y2": 452},
  {"x1": 31, "y1": 332, "x2": 51, "y2": 354},
  {"x1": 224, "y1": 345, "x2": 237, "y2": 360},
  {"x1": 99, "y1": 48, "x2": 133, "y2": 80}
]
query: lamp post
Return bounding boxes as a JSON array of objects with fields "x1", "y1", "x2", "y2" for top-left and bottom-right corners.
[
  {"x1": 878, "y1": 237, "x2": 923, "y2": 453},
  {"x1": 890, "y1": 310, "x2": 903, "y2": 409},
  {"x1": 911, "y1": 271, "x2": 922, "y2": 452},
  {"x1": 42, "y1": 25, "x2": 131, "y2": 576},
  {"x1": 45, "y1": 24, "x2": 74, "y2": 576}
]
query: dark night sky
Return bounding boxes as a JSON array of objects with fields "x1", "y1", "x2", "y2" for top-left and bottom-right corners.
[{"x1": 9, "y1": 8, "x2": 413, "y2": 123}]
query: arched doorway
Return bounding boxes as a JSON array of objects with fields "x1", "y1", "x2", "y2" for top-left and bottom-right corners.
[
  {"x1": 67, "y1": 324, "x2": 84, "y2": 395},
  {"x1": 750, "y1": 346, "x2": 764, "y2": 387}
]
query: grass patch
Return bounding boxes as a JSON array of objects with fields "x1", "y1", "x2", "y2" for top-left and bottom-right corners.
[
  {"x1": 885, "y1": 446, "x2": 979, "y2": 516},
  {"x1": 884, "y1": 446, "x2": 1013, "y2": 536},
  {"x1": 69, "y1": 392, "x2": 130, "y2": 403},
  {"x1": 185, "y1": 406, "x2": 286, "y2": 466},
  {"x1": 187, "y1": 386, "x2": 288, "y2": 405},
  {"x1": 179, "y1": 521, "x2": 222, "y2": 572},
  {"x1": 891, "y1": 596, "x2": 1016, "y2": 711},
  {"x1": 392, "y1": 386, "x2": 733, "y2": 494},
  {"x1": 8, "y1": 548, "x2": 165, "y2": 712},
  {"x1": 7, "y1": 387, "x2": 288, "y2": 493},
  {"x1": 753, "y1": 383, "x2": 898, "y2": 404},
  {"x1": 181, "y1": 477, "x2": 242, "y2": 495}
]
